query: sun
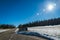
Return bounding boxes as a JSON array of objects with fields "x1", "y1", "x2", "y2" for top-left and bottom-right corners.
[
  {"x1": 47, "y1": 4, "x2": 54, "y2": 10},
  {"x1": 47, "y1": 3, "x2": 56, "y2": 11},
  {"x1": 43, "y1": 3, "x2": 56, "y2": 12}
]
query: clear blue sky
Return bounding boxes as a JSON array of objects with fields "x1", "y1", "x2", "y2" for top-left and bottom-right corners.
[{"x1": 0, "y1": 0, "x2": 60, "y2": 26}]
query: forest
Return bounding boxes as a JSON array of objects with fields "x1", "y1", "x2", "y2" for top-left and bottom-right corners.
[
  {"x1": 18, "y1": 18, "x2": 60, "y2": 28},
  {"x1": 0, "y1": 24, "x2": 15, "y2": 29}
]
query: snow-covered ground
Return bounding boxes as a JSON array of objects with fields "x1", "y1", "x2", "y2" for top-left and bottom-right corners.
[
  {"x1": 28, "y1": 25, "x2": 60, "y2": 40},
  {"x1": 15, "y1": 28, "x2": 19, "y2": 32},
  {"x1": 0, "y1": 29, "x2": 9, "y2": 33}
]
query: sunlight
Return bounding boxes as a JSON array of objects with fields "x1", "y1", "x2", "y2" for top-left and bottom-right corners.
[{"x1": 47, "y1": 3, "x2": 56, "y2": 11}]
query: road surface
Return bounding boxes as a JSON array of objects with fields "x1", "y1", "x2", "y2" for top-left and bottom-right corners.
[{"x1": 0, "y1": 28, "x2": 47, "y2": 40}]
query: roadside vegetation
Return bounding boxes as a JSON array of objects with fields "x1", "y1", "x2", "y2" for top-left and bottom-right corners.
[
  {"x1": 0, "y1": 24, "x2": 15, "y2": 29},
  {"x1": 0, "y1": 18, "x2": 60, "y2": 29},
  {"x1": 18, "y1": 18, "x2": 60, "y2": 28}
]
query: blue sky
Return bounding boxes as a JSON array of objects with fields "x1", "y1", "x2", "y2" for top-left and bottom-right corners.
[{"x1": 0, "y1": 0, "x2": 60, "y2": 26}]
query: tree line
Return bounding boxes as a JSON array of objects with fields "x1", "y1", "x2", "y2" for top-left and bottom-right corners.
[
  {"x1": 1, "y1": 18, "x2": 60, "y2": 29},
  {"x1": 0, "y1": 24, "x2": 15, "y2": 29},
  {"x1": 18, "y1": 18, "x2": 60, "y2": 28}
]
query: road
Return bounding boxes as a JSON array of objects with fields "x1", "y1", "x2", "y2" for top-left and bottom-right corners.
[{"x1": 0, "y1": 28, "x2": 47, "y2": 40}]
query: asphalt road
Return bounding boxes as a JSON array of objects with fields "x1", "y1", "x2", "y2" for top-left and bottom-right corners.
[{"x1": 0, "y1": 29, "x2": 47, "y2": 40}]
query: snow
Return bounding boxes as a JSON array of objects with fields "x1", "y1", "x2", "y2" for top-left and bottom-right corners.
[
  {"x1": 0, "y1": 29, "x2": 9, "y2": 33},
  {"x1": 15, "y1": 28, "x2": 19, "y2": 32},
  {"x1": 28, "y1": 25, "x2": 60, "y2": 40}
]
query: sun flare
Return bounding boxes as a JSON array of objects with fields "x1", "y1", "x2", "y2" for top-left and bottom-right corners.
[{"x1": 47, "y1": 3, "x2": 56, "y2": 11}]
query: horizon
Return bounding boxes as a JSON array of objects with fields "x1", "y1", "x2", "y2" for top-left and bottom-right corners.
[
  {"x1": 0, "y1": 0, "x2": 60, "y2": 26},
  {"x1": 0, "y1": 17, "x2": 60, "y2": 27}
]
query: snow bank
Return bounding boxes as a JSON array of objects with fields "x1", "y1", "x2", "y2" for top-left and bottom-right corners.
[
  {"x1": 28, "y1": 25, "x2": 60, "y2": 40},
  {"x1": 0, "y1": 29, "x2": 9, "y2": 33}
]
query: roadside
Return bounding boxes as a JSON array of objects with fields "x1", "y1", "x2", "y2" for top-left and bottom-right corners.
[
  {"x1": 0, "y1": 29, "x2": 10, "y2": 33},
  {"x1": 0, "y1": 29, "x2": 16, "y2": 40}
]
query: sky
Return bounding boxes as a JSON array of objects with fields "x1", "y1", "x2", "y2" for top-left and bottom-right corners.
[{"x1": 0, "y1": 0, "x2": 60, "y2": 26}]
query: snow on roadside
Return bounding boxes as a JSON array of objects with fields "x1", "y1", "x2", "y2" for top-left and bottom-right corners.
[
  {"x1": 15, "y1": 28, "x2": 19, "y2": 32},
  {"x1": 0, "y1": 29, "x2": 10, "y2": 33},
  {"x1": 28, "y1": 25, "x2": 60, "y2": 40}
]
